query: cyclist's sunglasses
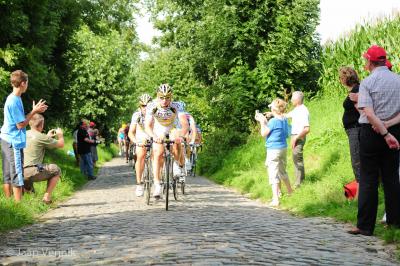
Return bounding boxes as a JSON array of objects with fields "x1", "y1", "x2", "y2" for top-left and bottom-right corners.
[
  {"x1": 140, "y1": 105, "x2": 147, "y2": 108},
  {"x1": 159, "y1": 96, "x2": 171, "y2": 100}
]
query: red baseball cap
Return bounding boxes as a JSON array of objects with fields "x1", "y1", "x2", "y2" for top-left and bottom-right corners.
[
  {"x1": 363, "y1": 45, "x2": 387, "y2": 62},
  {"x1": 89, "y1": 121, "x2": 96, "y2": 127},
  {"x1": 386, "y1": 60, "x2": 393, "y2": 70}
]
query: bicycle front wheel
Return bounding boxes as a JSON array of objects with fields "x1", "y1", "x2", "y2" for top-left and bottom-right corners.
[
  {"x1": 191, "y1": 153, "x2": 196, "y2": 177},
  {"x1": 165, "y1": 157, "x2": 170, "y2": 211},
  {"x1": 144, "y1": 161, "x2": 151, "y2": 205}
]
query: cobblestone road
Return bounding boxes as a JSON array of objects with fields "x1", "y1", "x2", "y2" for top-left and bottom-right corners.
[{"x1": 0, "y1": 157, "x2": 398, "y2": 265}]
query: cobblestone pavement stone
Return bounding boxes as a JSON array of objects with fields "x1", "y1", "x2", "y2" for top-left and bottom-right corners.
[{"x1": 0, "y1": 157, "x2": 398, "y2": 265}]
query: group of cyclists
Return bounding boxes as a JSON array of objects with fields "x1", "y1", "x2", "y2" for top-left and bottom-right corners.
[{"x1": 117, "y1": 84, "x2": 202, "y2": 199}]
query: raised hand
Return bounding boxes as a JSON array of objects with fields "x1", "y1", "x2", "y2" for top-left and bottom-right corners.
[
  {"x1": 349, "y1": 93, "x2": 358, "y2": 102},
  {"x1": 255, "y1": 113, "x2": 266, "y2": 122},
  {"x1": 32, "y1": 99, "x2": 48, "y2": 114}
]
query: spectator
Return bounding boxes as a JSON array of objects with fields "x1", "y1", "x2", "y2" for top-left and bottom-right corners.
[
  {"x1": 117, "y1": 124, "x2": 126, "y2": 156},
  {"x1": 77, "y1": 121, "x2": 96, "y2": 180},
  {"x1": 1, "y1": 70, "x2": 47, "y2": 201},
  {"x1": 286, "y1": 91, "x2": 310, "y2": 188},
  {"x1": 23, "y1": 114, "x2": 64, "y2": 204},
  {"x1": 88, "y1": 121, "x2": 99, "y2": 167},
  {"x1": 255, "y1": 99, "x2": 293, "y2": 207},
  {"x1": 124, "y1": 122, "x2": 130, "y2": 163},
  {"x1": 72, "y1": 122, "x2": 80, "y2": 166},
  {"x1": 348, "y1": 45, "x2": 400, "y2": 236},
  {"x1": 339, "y1": 67, "x2": 361, "y2": 197}
]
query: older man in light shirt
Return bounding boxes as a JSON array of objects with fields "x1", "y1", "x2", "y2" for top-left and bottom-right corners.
[{"x1": 286, "y1": 91, "x2": 310, "y2": 188}]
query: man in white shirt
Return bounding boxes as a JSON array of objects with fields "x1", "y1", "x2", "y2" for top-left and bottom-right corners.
[{"x1": 287, "y1": 91, "x2": 310, "y2": 187}]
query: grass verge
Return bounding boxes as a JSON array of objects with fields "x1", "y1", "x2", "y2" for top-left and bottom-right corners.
[
  {"x1": 203, "y1": 94, "x2": 400, "y2": 248},
  {"x1": 0, "y1": 135, "x2": 117, "y2": 232}
]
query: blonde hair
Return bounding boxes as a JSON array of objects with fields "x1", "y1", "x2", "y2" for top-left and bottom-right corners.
[
  {"x1": 10, "y1": 70, "x2": 28, "y2": 88},
  {"x1": 29, "y1": 113, "x2": 44, "y2": 128},
  {"x1": 269, "y1": 98, "x2": 287, "y2": 115}
]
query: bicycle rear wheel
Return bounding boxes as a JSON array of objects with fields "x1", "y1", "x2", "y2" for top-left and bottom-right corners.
[{"x1": 181, "y1": 181, "x2": 185, "y2": 195}]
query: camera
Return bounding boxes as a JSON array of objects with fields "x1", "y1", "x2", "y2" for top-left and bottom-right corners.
[
  {"x1": 49, "y1": 129, "x2": 57, "y2": 137},
  {"x1": 265, "y1": 112, "x2": 273, "y2": 120}
]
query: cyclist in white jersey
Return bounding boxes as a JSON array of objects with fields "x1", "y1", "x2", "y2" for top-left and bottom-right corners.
[
  {"x1": 178, "y1": 112, "x2": 198, "y2": 176},
  {"x1": 145, "y1": 84, "x2": 189, "y2": 198},
  {"x1": 128, "y1": 93, "x2": 152, "y2": 197}
]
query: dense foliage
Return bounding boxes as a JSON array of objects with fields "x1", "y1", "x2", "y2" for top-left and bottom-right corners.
[
  {"x1": 208, "y1": 16, "x2": 400, "y2": 244},
  {"x1": 139, "y1": 0, "x2": 321, "y2": 173},
  {"x1": 0, "y1": 0, "x2": 140, "y2": 142}
]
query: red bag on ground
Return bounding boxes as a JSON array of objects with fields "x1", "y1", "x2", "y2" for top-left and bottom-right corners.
[{"x1": 344, "y1": 180, "x2": 358, "y2": 200}]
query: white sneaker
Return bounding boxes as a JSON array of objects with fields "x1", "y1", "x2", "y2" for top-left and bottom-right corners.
[
  {"x1": 154, "y1": 183, "x2": 161, "y2": 198},
  {"x1": 179, "y1": 175, "x2": 186, "y2": 183},
  {"x1": 136, "y1": 184, "x2": 144, "y2": 197}
]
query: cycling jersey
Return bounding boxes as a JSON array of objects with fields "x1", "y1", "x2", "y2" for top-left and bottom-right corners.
[
  {"x1": 130, "y1": 109, "x2": 148, "y2": 141},
  {"x1": 185, "y1": 113, "x2": 196, "y2": 131},
  {"x1": 118, "y1": 129, "x2": 125, "y2": 140},
  {"x1": 145, "y1": 101, "x2": 184, "y2": 137}
]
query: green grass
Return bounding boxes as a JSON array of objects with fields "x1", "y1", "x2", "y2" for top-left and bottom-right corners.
[
  {"x1": 0, "y1": 135, "x2": 117, "y2": 232},
  {"x1": 206, "y1": 94, "x2": 399, "y2": 243}
]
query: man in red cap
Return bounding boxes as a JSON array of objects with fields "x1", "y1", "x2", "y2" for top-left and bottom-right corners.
[
  {"x1": 348, "y1": 45, "x2": 400, "y2": 236},
  {"x1": 88, "y1": 121, "x2": 99, "y2": 167},
  {"x1": 77, "y1": 121, "x2": 97, "y2": 180}
]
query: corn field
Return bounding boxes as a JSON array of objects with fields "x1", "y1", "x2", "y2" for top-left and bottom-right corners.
[{"x1": 319, "y1": 15, "x2": 400, "y2": 96}]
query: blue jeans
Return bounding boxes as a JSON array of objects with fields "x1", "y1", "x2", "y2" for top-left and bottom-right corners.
[{"x1": 80, "y1": 153, "x2": 94, "y2": 178}]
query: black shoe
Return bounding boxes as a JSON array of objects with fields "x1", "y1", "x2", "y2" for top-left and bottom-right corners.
[{"x1": 88, "y1": 176, "x2": 97, "y2": 180}]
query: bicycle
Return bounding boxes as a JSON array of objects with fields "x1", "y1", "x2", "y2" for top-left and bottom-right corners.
[
  {"x1": 188, "y1": 143, "x2": 201, "y2": 177},
  {"x1": 160, "y1": 134, "x2": 178, "y2": 211},
  {"x1": 140, "y1": 140, "x2": 153, "y2": 205}
]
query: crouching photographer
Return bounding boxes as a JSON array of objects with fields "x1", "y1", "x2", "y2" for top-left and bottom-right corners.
[{"x1": 23, "y1": 114, "x2": 64, "y2": 204}]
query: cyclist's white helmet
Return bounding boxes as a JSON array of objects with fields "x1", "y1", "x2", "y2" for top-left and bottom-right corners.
[
  {"x1": 139, "y1": 93, "x2": 152, "y2": 106},
  {"x1": 157, "y1": 84, "x2": 172, "y2": 98}
]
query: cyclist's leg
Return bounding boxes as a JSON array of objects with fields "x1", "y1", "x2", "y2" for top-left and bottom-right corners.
[
  {"x1": 152, "y1": 142, "x2": 164, "y2": 197},
  {"x1": 171, "y1": 129, "x2": 183, "y2": 165},
  {"x1": 125, "y1": 140, "x2": 130, "y2": 162},
  {"x1": 135, "y1": 145, "x2": 146, "y2": 196}
]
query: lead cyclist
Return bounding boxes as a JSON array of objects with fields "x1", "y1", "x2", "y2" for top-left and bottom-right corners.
[{"x1": 144, "y1": 84, "x2": 189, "y2": 199}]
